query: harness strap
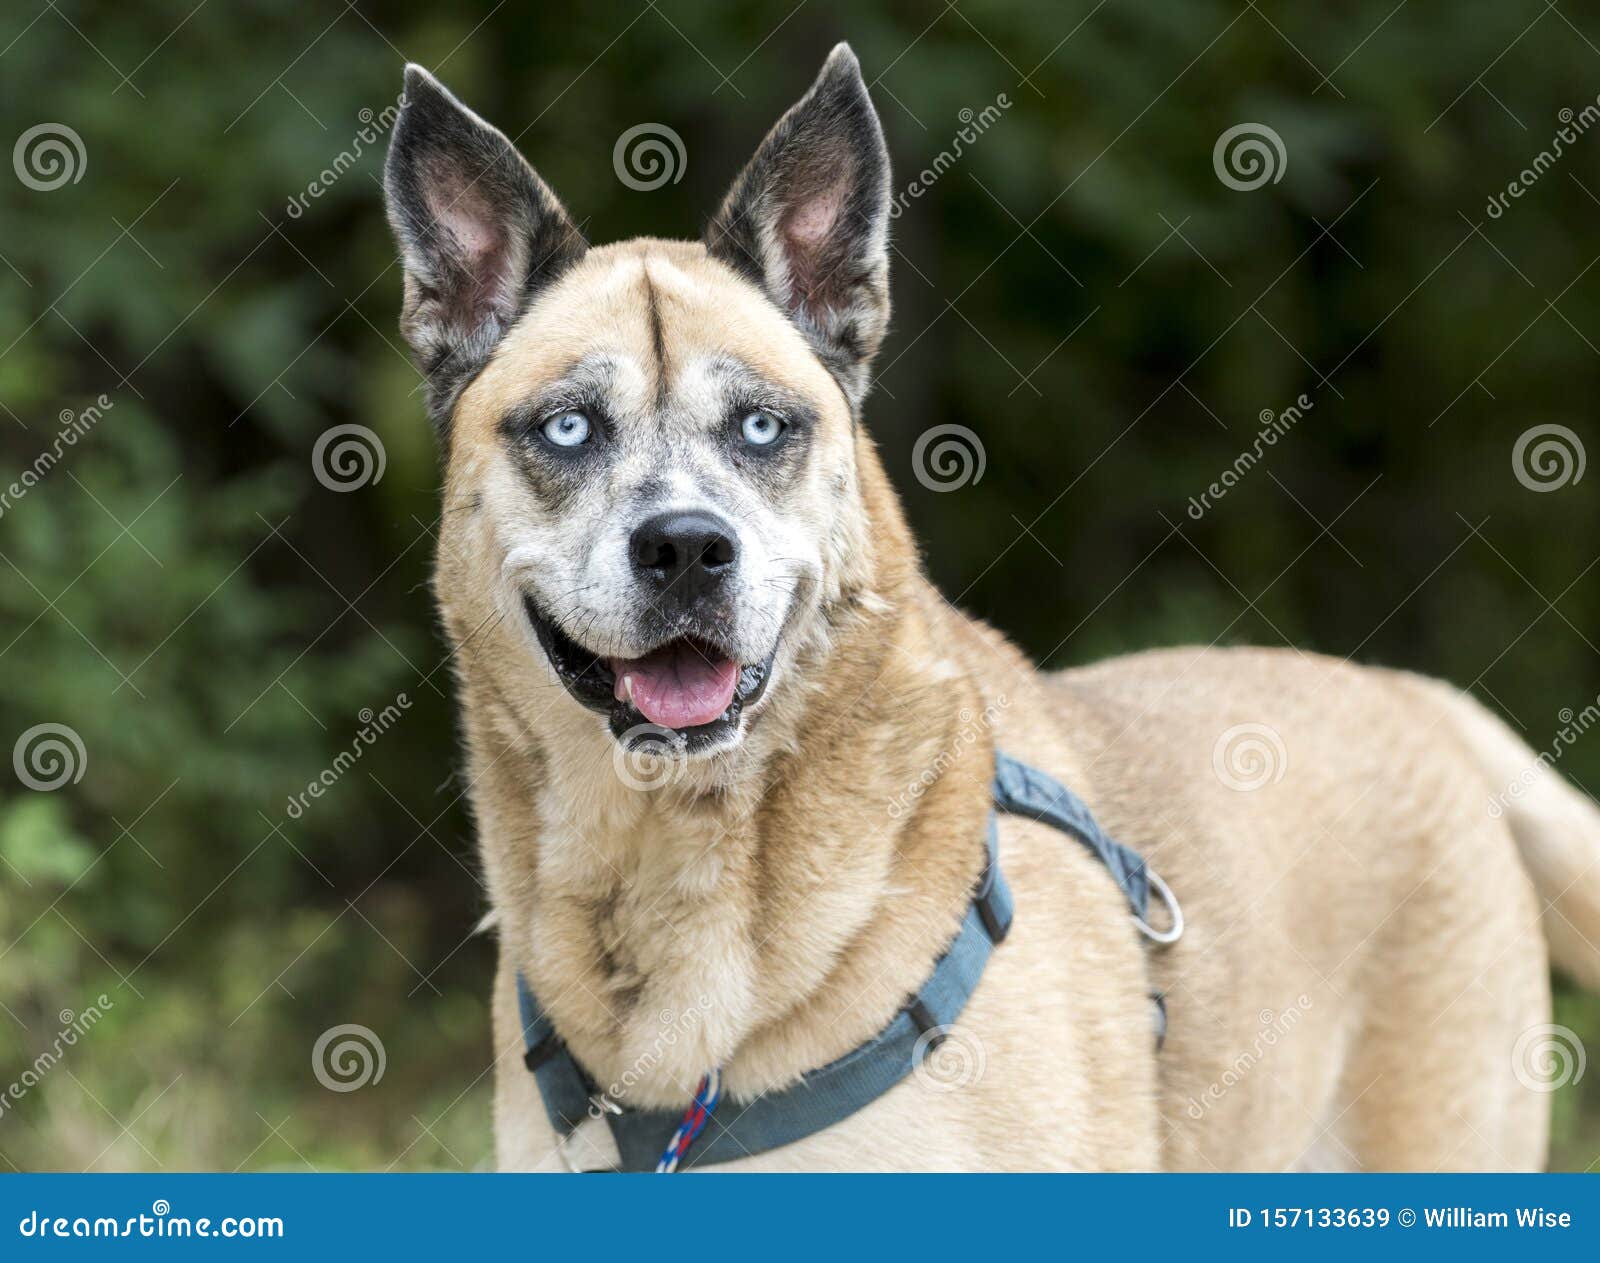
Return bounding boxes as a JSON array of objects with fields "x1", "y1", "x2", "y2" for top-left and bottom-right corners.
[
  {"x1": 516, "y1": 818, "x2": 1010, "y2": 1172},
  {"x1": 517, "y1": 748, "x2": 1170, "y2": 1172},
  {"x1": 992, "y1": 750, "x2": 1149, "y2": 920}
]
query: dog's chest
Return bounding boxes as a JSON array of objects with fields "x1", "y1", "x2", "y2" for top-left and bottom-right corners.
[{"x1": 525, "y1": 784, "x2": 761, "y2": 1096}]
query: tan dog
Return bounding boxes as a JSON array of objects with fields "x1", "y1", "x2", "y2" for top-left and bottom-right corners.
[{"x1": 382, "y1": 45, "x2": 1600, "y2": 1171}]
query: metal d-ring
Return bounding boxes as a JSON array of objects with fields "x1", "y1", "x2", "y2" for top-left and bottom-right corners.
[{"x1": 1133, "y1": 868, "x2": 1184, "y2": 945}]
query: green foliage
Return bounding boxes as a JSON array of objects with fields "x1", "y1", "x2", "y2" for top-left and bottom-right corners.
[{"x1": 1, "y1": 0, "x2": 1597, "y2": 1170}]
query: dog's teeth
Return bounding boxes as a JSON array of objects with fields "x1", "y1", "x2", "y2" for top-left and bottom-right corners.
[{"x1": 624, "y1": 674, "x2": 636, "y2": 704}]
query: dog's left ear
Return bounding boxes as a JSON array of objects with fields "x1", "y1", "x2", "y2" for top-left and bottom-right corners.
[{"x1": 706, "y1": 43, "x2": 891, "y2": 407}]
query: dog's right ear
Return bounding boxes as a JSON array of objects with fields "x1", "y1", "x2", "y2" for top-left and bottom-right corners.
[{"x1": 384, "y1": 65, "x2": 586, "y2": 434}]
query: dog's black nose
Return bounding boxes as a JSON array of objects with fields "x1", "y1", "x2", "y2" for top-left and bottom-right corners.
[{"x1": 630, "y1": 510, "x2": 738, "y2": 602}]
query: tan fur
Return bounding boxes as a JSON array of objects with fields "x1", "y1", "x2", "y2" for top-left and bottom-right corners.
[{"x1": 429, "y1": 234, "x2": 1600, "y2": 1172}]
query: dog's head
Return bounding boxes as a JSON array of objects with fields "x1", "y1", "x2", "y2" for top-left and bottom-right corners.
[{"x1": 384, "y1": 45, "x2": 891, "y2": 760}]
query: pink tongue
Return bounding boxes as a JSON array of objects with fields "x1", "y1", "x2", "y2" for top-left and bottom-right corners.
[{"x1": 613, "y1": 641, "x2": 740, "y2": 730}]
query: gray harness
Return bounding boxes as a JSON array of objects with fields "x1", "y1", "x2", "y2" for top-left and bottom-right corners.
[{"x1": 516, "y1": 749, "x2": 1182, "y2": 1171}]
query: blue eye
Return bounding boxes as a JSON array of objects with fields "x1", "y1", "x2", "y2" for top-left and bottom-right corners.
[
  {"x1": 541, "y1": 410, "x2": 591, "y2": 448},
  {"x1": 740, "y1": 410, "x2": 785, "y2": 447}
]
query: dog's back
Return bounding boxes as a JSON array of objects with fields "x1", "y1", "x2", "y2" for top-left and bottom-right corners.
[{"x1": 1003, "y1": 644, "x2": 1596, "y2": 1169}]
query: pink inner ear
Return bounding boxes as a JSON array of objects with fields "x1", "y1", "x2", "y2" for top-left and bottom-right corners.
[
  {"x1": 445, "y1": 207, "x2": 500, "y2": 262},
  {"x1": 785, "y1": 185, "x2": 844, "y2": 245},
  {"x1": 437, "y1": 196, "x2": 502, "y2": 265},
  {"x1": 423, "y1": 162, "x2": 504, "y2": 267},
  {"x1": 420, "y1": 168, "x2": 514, "y2": 326}
]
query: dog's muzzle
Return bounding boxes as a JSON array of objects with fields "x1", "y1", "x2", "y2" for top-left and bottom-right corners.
[{"x1": 524, "y1": 596, "x2": 777, "y2": 753}]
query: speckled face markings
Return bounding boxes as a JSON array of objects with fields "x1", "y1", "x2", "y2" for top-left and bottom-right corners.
[
  {"x1": 440, "y1": 239, "x2": 865, "y2": 752},
  {"x1": 488, "y1": 256, "x2": 826, "y2": 566}
]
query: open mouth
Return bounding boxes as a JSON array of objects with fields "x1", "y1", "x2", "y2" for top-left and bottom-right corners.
[{"x1": 524, "y1": 596, "x2": 776, "y2": 751}]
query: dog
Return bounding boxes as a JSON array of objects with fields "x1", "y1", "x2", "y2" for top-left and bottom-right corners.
[{"x1": 381, "y1": 44, "x2": 1600, "y2": 1171}]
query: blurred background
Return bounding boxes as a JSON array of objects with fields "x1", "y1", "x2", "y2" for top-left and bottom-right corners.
[{"x1": 2, "y1": 0, "x2": 1598, "y2": 1171}]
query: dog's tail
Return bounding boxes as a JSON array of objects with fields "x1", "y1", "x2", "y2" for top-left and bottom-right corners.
[{"x1": 1411, "y1": 677, "x2": 1600, "y2": 989}]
